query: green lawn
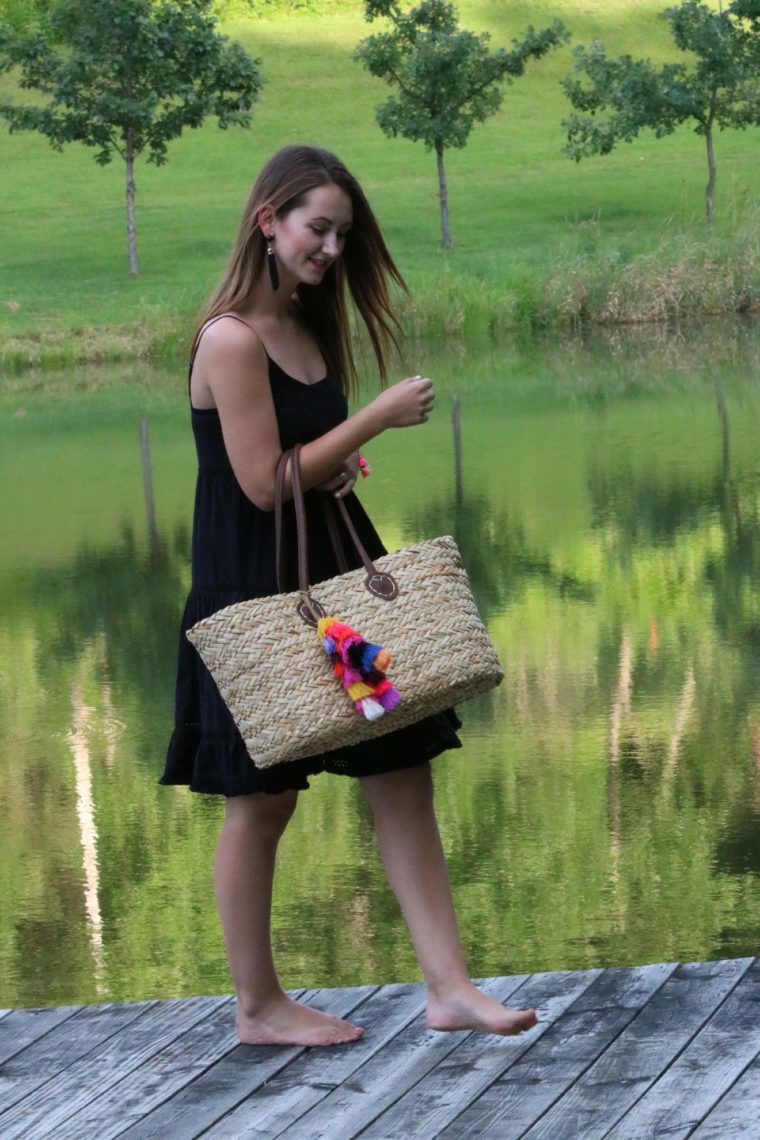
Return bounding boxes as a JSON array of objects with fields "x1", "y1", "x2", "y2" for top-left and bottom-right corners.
[{"x1": 1, "y1": 0, "x2": 758, "y2": 360}]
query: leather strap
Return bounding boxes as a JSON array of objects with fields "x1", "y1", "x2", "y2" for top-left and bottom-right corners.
[
  {"x1": 289, "y1": 444, "x2": 311, "y2": 592},
  {"x1": 274, "y1": 446, "x2": 398, "y2": 608},
  {"x1": 320, "y1": 495, "x2": 349, "y2": 574},
  {"x1": 333, "y1": 496, "x2": 376, "y2": 578},
  {"x1": 274, "y1": 451, "x2": 290, "y2": 593}
]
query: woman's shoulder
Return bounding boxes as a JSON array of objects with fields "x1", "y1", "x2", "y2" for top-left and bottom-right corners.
[
  {"x1": 190, "y1": 314, "x2": 271, "y2": 410},
  {"x1": 197, "y1": 312, "x2": 262, "y2": 352},
  {"x1": 193, "y1": 313, "x2": 269, "y2": 372}
]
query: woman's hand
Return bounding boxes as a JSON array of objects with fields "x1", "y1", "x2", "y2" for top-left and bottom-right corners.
[
  {"x1": 370, "y1": 374, "x2": 435, "y2": 430},
  {"x1": 317, "y1": 450, "x2": 360, "y2": 499}
]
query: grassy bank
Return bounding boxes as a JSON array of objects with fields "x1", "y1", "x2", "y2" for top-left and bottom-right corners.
[{"x1": 1, "y1": 0, "x2": 758, "y2": 369}]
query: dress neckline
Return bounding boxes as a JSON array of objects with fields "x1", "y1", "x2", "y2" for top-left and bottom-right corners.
[{"x1": 266, "y1": 353, "x2": 328, "y2": 388}]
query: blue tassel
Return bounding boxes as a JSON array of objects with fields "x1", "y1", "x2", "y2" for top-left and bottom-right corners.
[{"x1": 359, "y1": 641, "x2": 384, "y2": 673}]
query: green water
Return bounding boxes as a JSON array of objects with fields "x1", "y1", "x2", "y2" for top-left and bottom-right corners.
[{"x1": 2, "y1": 323, "x2": 760, "y2": 1009}]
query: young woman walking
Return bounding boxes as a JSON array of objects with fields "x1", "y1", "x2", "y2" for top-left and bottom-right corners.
[{"x1": 162, "y1": 144, "x2": 537, "y2": 1046}]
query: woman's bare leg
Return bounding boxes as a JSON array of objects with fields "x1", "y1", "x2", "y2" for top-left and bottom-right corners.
[
  {"x1": 360, "y1": 763, "x2": 537, "y2": 1035},
  {"x1": 215, "y1": 791, "x2": 363, "y2": 1046}
]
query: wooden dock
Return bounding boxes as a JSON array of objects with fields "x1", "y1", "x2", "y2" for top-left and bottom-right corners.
[{"x1": 2, "y1": 958, "x2": 760, "y2": 1138}]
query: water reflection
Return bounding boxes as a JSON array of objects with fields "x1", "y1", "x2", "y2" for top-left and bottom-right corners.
[
  {"x1": 68, "y1": 675, "x2": 106, "y2": 995},
  {"x1": 2, "y1": 325, "x2": 760, "y2": 1006}
]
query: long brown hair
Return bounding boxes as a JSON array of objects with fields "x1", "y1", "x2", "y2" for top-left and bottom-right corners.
[{"x1": 195, "y1": 145, "x2": 406, "y2": 395}]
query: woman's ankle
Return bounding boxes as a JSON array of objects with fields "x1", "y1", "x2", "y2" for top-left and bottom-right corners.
[{"x1": 235, "y1": 985, "x2": 288, "y2": 1019}]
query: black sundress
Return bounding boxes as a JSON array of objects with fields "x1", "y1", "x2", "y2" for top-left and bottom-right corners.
[{"x1": 161, "y1": 325, "x2": 461, "y2": 796}]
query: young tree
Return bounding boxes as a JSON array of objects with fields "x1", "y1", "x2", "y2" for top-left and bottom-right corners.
[
  {"x1": 355, "y1": 0, "x2": 568, "y2": 249},
  {"x1": 562, "y1": 0, "x2": 760, "y2": 224},
  {"x1": 0, "y1": 0, "x2": 263, "y2": 273}
]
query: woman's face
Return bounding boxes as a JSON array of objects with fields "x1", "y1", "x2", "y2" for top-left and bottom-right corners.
[{"x1": 270, "y1": 183, "x2": 353, "y2": 286}]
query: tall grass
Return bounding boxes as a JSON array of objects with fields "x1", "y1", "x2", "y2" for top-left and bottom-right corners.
[
  {"x1": 2, "y1": 216, "x2": 758, "y2": 371},
  {"x1": 390, "y1": 208, "x2": 760, "y2": 339}
]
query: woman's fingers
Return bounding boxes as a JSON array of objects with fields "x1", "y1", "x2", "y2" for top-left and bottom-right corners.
[
  {"x1": 373, "y1": 374, "x2": 436, "y2": 429},
  {"x1": 409, "y1": 374, "x2": 435, "y2": 421}
]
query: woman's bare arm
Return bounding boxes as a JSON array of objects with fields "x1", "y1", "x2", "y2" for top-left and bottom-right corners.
[{"x1": 193, "y1": 317, "x2": 433, "y2": 511}]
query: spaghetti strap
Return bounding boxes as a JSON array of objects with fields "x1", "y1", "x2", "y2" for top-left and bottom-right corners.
[{"x1": 188, "y1": 312, "x2": 257, "y2": 392}]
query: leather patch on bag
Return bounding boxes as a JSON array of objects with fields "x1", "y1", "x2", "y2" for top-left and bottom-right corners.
[
  {"x1": 366, "y1": 572, "x2": 398, "y2": 600},
  {"x1": 297, "y1": 598, "x2": 326, "y2": 627}
]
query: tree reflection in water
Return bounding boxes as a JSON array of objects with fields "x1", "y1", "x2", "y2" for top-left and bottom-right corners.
[{"x1": 4, "y1": 332, "x2": 760, "y2": 1005}]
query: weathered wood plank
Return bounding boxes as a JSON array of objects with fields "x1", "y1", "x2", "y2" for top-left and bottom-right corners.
[
  {"x1": 0, "y1": 1004, "x2": 80, "y2": 1067},
  {"x1": 201, "y1": 982, "x2": 427, "y2": 1138},
  {"x1": 120, "y1": 985, "x2": 377, "y2": 1140},
  {"x1": 53, "y1": 988, "x2": 303, "y2": 1140},
  {"x1": 0, "y1": 996, "x2": 223, "y2": 1139},
  {"x1": 610, "y1": 958, "x2": 760, "y2": 1139},
  {"x1": 691, "y1": 1050, "x2": 760, "y2": 1139},
  {"x1": 50, "y1": 997, "x2": 235, "y2": 1140},
  {"x1": 424, "y1": 962, "x2": 677, "y2": 1140},
  {"x1": 0, "y1": 1001, "x2": 153, "y2": 1117},
  {"x1": 518, "y1": 956, "x2": 754, "y2": 1140},
  {"x1": 280, "y1": 972, "x2": 596, "y2": 1140},
  {"x1": 4, "y1": 957, "x2": 759, "y2": 1140}
]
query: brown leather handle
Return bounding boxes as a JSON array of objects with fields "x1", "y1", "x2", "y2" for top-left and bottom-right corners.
[{"x1": 274, "y1": 446, "x2": 398, "y2": 607}]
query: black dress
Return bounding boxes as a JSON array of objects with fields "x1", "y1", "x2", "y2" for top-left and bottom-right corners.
[{"x1": 162, "y1": 331, "x2": 461, "y2": 796}]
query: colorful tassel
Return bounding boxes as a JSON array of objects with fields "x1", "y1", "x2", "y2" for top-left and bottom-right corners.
[
  {"x1": 317, "y1": 615, "x2": 401, "y2": 721},
  {"x1": 357, "y1": 697, "x2": 385, "y2": 721}
]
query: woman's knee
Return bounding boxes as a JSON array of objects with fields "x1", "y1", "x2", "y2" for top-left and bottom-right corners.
[
  {"x1": 224, "y1": 789, "x2": 299, "y2": 836},
  {"x1": 361, "y1": 761, "x2": 434, "y2": 815}
]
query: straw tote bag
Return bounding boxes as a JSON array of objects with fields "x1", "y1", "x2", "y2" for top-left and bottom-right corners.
[{"x1": 186, "y1": 445, "x2": 504, "y2": 768}]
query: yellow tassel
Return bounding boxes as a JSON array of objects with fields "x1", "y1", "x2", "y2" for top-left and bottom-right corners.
[
  {"x1": 347, "y1": 681, "x2": 374, "y2": 701},
  {"x1": 317, "y1": 616, "x2": 336, "y2": 639}
]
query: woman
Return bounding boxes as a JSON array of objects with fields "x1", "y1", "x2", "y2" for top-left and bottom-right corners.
[{"x1": 162, "y1": 145, "x2": 537, "y2": 1046}]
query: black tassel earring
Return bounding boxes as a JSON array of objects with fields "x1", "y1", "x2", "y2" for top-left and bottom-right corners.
[{"x1": 264, "y1": 235, "x2": 279, "y2": 291}]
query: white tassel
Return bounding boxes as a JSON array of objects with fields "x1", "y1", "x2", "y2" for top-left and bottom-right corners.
[{"x1": 358, "y1": 697, "x2": 385, "y2": 722}]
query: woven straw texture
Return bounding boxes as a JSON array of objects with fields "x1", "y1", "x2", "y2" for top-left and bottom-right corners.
[{"x1": 187, "y1": 534, "x2": 503, "y2": 768}]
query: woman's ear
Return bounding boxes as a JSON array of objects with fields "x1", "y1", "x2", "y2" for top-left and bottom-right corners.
[{"x1": 257, "y1": 204, "x2": 276, "y2": 236}]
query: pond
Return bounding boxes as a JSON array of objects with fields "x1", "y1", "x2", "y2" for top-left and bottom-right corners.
[{"x1": 2, "y1": 321, "x2": 760, "y2": 1009}]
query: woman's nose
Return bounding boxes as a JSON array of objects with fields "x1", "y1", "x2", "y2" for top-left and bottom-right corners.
[{"x1": 322, "y1": 232, "x2": 339, "y2": 256}]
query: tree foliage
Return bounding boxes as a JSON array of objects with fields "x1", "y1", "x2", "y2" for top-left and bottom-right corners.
[
  {"x1": 0, "y1": 0, "x2": 263, "y2": 272},
  {"x1": 355, "y1": 0, "x2": 568, "y2": 248},
  {"x1": 562, "y1": 0, "x2": 760, "y2": 223}
]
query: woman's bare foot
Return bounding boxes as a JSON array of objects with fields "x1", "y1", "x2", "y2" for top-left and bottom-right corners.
[
  {"x1": 426, "y1": 982, "x2": 537, "y2": 1036},
  {"x1": 236, "y1": 993, "x2": 364, "y2": 1046}
]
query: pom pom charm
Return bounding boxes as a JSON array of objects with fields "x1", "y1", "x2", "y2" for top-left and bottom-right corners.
[
  {"x1": 358, "y1": 452, "x2": 372, "y2": 478},
  {"x1": 317, "y1": 615, "x2": 401, "y2": 721}
]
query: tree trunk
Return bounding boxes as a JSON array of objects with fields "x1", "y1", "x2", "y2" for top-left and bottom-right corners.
[
  {"x1": 126, "y1": 136, "x2": 138, "y2": 275},
  {"x1": 704, "y1": 98, "x2": 717, "y2": 225},
  {"x1": 435, "y1": 139, "x2": 453, "y2": 250}
]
